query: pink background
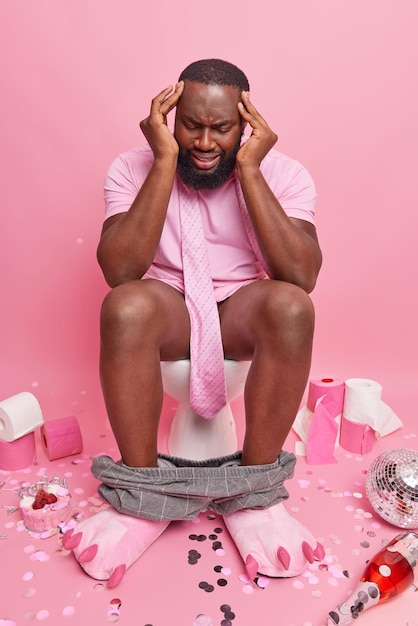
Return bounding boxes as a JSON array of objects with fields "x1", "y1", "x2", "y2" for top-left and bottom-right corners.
[
  {"x1": 1, "y1": 1, "x2": 417, "y2": 425},
  {"x1": 1, "y1": 3, "x2": 418, "y2": 626}
]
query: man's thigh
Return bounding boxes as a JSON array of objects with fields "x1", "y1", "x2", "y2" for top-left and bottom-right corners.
[
  {"x1": 131, "y1": 278, "x2": 191, "y2": 361},
  {"x1": 219, "y1": 279, "x2": 314, "y2": 361},
  {"x1": 218, "y1": 280, "x2": 270, "y2": 360}
]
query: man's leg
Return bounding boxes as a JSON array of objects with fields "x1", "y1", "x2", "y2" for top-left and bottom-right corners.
[
  {"x1": 99, "y1": 278, "x2": 191, "y2": 467},
  {"x1": 219, "y1": 280, "x2": 324, "y2": 577},
  {"x1": 62, "y1": 279, "x2": 191, "y2": 585},
  {"x1": 219, "y1": 279, "x2": 315, "y2": 465}
]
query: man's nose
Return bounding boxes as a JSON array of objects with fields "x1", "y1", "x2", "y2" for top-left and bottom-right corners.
[{"x1": 195, "y1": 128, "x2": 215, "y2": 151}]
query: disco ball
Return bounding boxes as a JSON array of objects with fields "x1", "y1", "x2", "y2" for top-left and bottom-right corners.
[{"x1": 366, "y1": 448, "x2": 418, "y2": 529}]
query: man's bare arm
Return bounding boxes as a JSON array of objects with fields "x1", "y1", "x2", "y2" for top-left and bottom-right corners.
[
  {"x1": 236, "y1": 91, "x2": 322, "y2": 292},
  {"x1": 97, "y1": 82, "x2": 184, "y2": 287}
]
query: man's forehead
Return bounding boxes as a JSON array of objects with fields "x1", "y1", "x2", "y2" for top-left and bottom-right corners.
[{"x1": 177, "y1": 82, "x2": 241, "y2": 120}]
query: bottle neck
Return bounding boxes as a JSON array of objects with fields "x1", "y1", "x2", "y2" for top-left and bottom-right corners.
[
  {"x1": 328, "y1": 581, "x2": 381, "y2": 624},
  {"x1": 387, "y1": 532, "x2": 418, "y2": 584}
]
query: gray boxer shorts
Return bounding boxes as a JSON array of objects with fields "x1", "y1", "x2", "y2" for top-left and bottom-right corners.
[{"x1": 91, "y1": 450, "x2": 296, "y2": 522}]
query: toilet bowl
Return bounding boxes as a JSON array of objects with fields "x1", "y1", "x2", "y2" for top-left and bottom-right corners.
[{"x1": 161, "y1": 359, "x2": 251, "y2": 461}]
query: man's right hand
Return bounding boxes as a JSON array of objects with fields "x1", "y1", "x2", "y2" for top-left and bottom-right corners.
[{"x1": 140, "y1": 82, "x2": 184, "y2": 160}]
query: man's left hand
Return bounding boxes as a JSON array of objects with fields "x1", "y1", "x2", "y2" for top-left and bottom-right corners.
[{"x1": 236, "y1": 92, "x2": 278, "y2": 168}]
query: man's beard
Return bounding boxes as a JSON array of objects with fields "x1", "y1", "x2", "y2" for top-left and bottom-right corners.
[{"x1": 177, "y1": 141, "x2": 240, "y2": 190}]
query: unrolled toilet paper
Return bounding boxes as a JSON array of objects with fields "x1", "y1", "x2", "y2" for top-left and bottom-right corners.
[
  {"x1": 293, "y1": 378, "x2": 345, "y2": 464},
  {"x1": 41, "y1": 415, "x2": 83, "y2": 460},
  {"x1": 339, "y1": 378, "x2": 403, "y2": 454},
  {"x1": 0, "y1": 432, "x2": 37, "y2": 470},
  {"x1": 339, "y1": 415, "x2": 375, "y2": 454},
  {"x1": 0, "y1": 392, "x2": 44, "y2": 442}
]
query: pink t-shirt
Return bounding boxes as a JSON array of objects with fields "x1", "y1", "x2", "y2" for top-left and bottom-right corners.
[{"x1": 103, "y1": 142, "x2": 317, "y2": 302}]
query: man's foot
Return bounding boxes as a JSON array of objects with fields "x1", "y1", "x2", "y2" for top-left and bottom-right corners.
[
  {"x1": 62, "y1": 508, "x2": 170, "y2": 587},
  {"x1": 223, "y1": 502, "x2": 324, "y2": 579}
]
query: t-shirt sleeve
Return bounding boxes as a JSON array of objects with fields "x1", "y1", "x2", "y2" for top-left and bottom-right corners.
[
  {"x1": 103, "y1": 149, "x2": 154, "y2": 220},
  {"x1": 263, "y1": 153, "x2": 317, "y2": 225},
  {"x1": 103, "y1": 154, "x2": 139, "y2": 220},
  {"x1": 278, "y1": 160, "x2": 317, "y2": 225}
]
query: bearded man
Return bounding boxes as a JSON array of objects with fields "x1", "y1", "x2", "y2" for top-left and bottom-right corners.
[{"x1": 64, "y1": 59, "x2": 324, "y2": 586}]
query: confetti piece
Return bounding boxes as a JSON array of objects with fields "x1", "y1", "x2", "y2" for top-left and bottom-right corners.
[
  {"x1": 30, "y1": 550, "x2": 49, "y2": 562},
  {"x1": 62, "y1": 606, "x2": 75, "y2": 616},
  {"x1": 293, "y1": 580, "x2": 305, "y2": 590},
  {"x1": 36, "y1": 609, "x2": 49, "y2": 620},
  {"x1": 329, "y1": 535, "x2": 342, "y2": 545},
  {"x1": 110, "y1": 599, "x2": 122, "y2": 608},
  {"x1": 193, "y1": 615, "x2": 213, "y2": 626},
  {"x1": 239, "y1": 573, "x2": 251, "y2": 583},
  {"x1": 308, "y1": 576, "x2": 319, "y2": 585},
  {"x1": 107, "y1": 612, "x2": 120, "y2": 622}
]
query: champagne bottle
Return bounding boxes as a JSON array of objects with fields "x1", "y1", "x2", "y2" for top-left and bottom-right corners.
[{"x1": 327, "y1": 531, "x2": 418, "y2": 625}]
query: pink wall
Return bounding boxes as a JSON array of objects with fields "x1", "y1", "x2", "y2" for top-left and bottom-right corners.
[{"x1": 1, "y1": 1, "x2": 417, "y2": 416}]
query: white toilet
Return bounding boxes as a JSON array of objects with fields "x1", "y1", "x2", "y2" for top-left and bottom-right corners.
[{"x1": 161, "y1": 359, "x2": 251, "y2": 460}]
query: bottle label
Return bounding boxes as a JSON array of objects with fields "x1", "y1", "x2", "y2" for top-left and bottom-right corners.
[{"x1": 328, "y1": 581, "x2": 380, "y2": 625}]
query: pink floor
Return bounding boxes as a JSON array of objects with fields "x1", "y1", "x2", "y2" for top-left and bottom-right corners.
[{"x1": 1, "y1": 386, "x2": 417, "y2": 626}]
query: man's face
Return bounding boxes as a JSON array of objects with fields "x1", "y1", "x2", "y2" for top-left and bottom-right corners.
[{"x1": 174, "y1": 81, "x2": 245, "y2": 189}]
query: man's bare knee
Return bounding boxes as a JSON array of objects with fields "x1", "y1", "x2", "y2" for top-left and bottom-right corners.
[
  {"x1": 268, "y1": 283, "x2": 315, "y2": 330},
  {"x1": 100, "y1": 281, "x2": 159, "y2": 335},
  {"x1": 100, "y1": 279, "x2": 190, "y2": 357}
]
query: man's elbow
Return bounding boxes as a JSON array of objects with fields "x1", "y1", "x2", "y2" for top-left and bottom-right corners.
[
  {"x1": 296, "y1": 256, "x2": 322, "y2": 294},
  {"x1": 96, "y1": 248, "x2": 137, "y2": 288},
  {"x1": 303, "y1": 274, "x2": 319, "y2": 294}
]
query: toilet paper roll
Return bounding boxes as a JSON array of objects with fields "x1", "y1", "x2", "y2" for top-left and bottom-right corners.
[
  {"x1": 0, "y1": 432, "x2": 37, "y2": 470},
  {"x1": 294, "y1": 378, "x2": 345, "y2": 464},
  {"x1": 340, "y1": 378, "x2": 403, "y2": 454},
  {"x1": 306, "y1": 378, "x2": 345, "y2": 412},
  {"x1": 41, "y1": 415, "x2": 83, "y2": 460},
  {"x1": 0, "y1": 392, "x2": 44, "y2": 442}
]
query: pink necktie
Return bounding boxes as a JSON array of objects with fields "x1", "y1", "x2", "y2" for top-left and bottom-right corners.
[
  {"x1": 179, "y1": 175, "x2": 268, "y2": 421},
  {"x1": 179, "y1": 181, "x2": 227, "y2": 420}
]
